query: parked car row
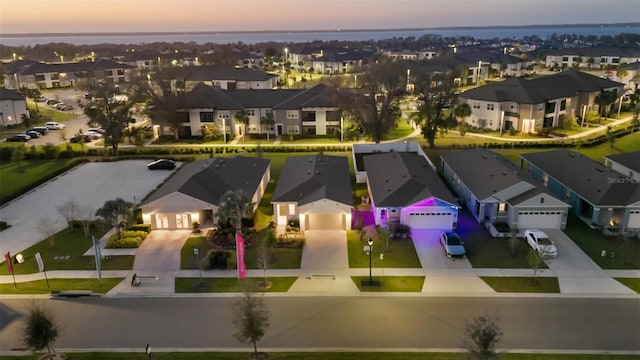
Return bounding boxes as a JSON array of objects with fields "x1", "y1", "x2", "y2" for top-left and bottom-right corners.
[{"x1": 40, "y1": 97, "x2": 73, "y2": 111}]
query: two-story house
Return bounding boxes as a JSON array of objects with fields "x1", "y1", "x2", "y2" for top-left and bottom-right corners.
[
  {"x1": 289, "y1": 47, "x2": 374, "y2": 74},
  {"x1": 171, "y1": 65, "x2": 278, "y2": 91},
  {"x1": 0, "y1": 88, "x2": 29, "y2": 126},
  {"x1": 458, "y1": 69, "x2": 624, "y2": 132},
  {"x1": 544, "y1": 47, "x2": 640, "y2": 70}
]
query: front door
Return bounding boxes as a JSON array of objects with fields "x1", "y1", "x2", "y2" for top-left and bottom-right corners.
[{"x1": 276, "y1": 124, "x2": 283, "y2": 136}]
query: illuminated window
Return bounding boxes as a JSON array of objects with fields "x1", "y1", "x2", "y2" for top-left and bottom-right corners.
[
  {"x1": 288, "y1": 204, "x2": 295, "y2": 214},
  {"x1": 498, "y1": 203, "x2": 506, "y2": 212}
]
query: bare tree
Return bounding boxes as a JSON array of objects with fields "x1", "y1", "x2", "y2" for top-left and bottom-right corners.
[
  {"x1": 233, "y1": 285, "x2": 270, "y2": 359},
  {"x1": 463, "y1": 314, "x2": 503, "y2": 360},
  {"x1": 527, "y1": 248, "x2": 545, "y2": 285},
  {"x1": 256, "y1": 233, "x2": 274, "y2": 288},
  {"x1": 56, "y1": 200, "x2": 78, "y2": 230},
  {"x1": 76, "y1": 205, "x2": 95, "y2": 236},
  {"x1": 37, "y1": 218, "x2": 59, "y2": 248},
  {"x1": 22, "y1": 301, "x2": 60, "y2": 360}
]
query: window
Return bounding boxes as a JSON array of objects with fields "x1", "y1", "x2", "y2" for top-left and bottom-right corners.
[
  {"x1": 286, "y1": 110, "x2": 298, "y2": 119},
  {"x1": 545, "y1": 102, "x2": 555, "y2": 114},
  {"x1": 218, "y1": 111, "x2": 230, "y2": 120},
  {"x1": 473, "y1": 102, "x2": 480, "y2": 109},
  {"x1": 286, "y1": 125, "x2": 300, "y2": 134},
  {"x1": 486, "y1": 104, "x2": 495, "y2": 111},
  {"x1": 288, "y1": 204, "x2": 295, "y2": 214},
  {"x1": 245, "y1": 109, "x2": 255, "y2": 117},
  {"x1": 200, "y1": 112, "x2": 214, "y2": 122},
  {"x1": 560, "y1": 100, "x2": 566, "y2": 111},
  {"x1": 537, "y1": 104, "x2": 544, "y2": 112},
  {"x1": 498, "y1": 203, "x2": 506, "y2": 212}
]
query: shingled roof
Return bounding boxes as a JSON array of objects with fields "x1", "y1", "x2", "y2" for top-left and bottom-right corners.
[
  {"x1": 143, "y1": 156, "x2": 270, "y2": 206},
  {"x1": 15, "y1": 59, "x2": 134, "y2": 75},
  {"x1": 521, "y1": 149, "x2": 640, "y2": 206},
  {"x1": 271, "y1": 155, "x2": 352, "y2": 206},
  {"x1": 0, "y1": 88, "x2": 26, "y2": 101},
  {"x1": 460, "y1": 69, "x2": 624, "y2": 103},
  {"x1": 364, "y1": 152, "x2": 457, "y2": 208},
  {"x1": 604, "y1": 151, "x2": 640, "y2": 174},
  {"x1": 175, "y1": 65, "x2": 277, "y2": 81}
]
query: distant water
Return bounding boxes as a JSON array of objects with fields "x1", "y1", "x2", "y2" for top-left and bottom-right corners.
[{"x1": 1, "y1": 24, "x2": 639, "y2": 46}]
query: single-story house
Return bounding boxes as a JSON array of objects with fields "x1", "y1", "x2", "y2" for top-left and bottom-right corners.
[
  {"x1": 141, "y1": 156, "x2": 271, "y2": 230},
  {"x1": 352, "y1": 142, "x2": 426, "y2": 183},
  {"x1": 520, "y1": 149, "x2": 640, "y2": 234},
  {"x1": 441, "y1": 148, "x2": 570, "y2": 234},
  {"x1": 271, "y1": 155, "x2": 352, "y2": 233},
  {"x1": 364, "y1": 151, "x2": 459, "y2": 230},
  {"x1": 604, "y1": 151, "x2": 640, "y2": 183}
]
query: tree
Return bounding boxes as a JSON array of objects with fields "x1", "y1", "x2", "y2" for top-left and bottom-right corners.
[
  {"x1": 216, "y1": 190, "x2": 253, "y2": 236},
  {"x1": 56, "y1": 200, "x2": 78, "y2": 230},
  {"x1": 202, "y1": 124, "x2": 220, "y2": 141},
  {"x1": 594, "y1": 90, "x2": 618, "y2": 119},
  {"x1": 76, "y1": 205, "x2": 95, "y2": 236},
  {"x1": 11, "y1": 146, "x2": 24, "y2": 173},
  {"x1": 21, "y1": 302, "x2": 60, "y2": 360},
  {"x1": 82, "y1": 84, "x2": 139, "y2": 155},
  {"x1": 605, "y1": 125, "x2": 616, "y2": 154},
  {"x1": 526, "y1": 248, "x2": 544, "y2": 285},
  {"x1": 256, "y1": 232, "x2": 275, "y2": 287},
  {"x1": 37, "y1": 218, "x2": 58, "y2": 248},
  {"x1": 233, "y1": 285, "x2": 270, "y2": 359},
  {"x1": 454, "y1": 102, "x2": 472, "y2": 125},
  {"x1": 95, "y1": 198, "x2": 133, "y2": 238},
  {"x1": 234, "y1": 108, "x2": 250, "y2": 141},
  {"x1": 413, "y1": 71, "x2": 460, "y2": 148},
  {"x1": 141, "y1": 67, "x2": 188, "y2": 140},
  {"x1": 463, "y1": 314, "x2": 502, "y2": 360},
  {"x1": 21, "y1": 88, "x2": 42, "y2": 113},
  {"x1": 336, "y1": 59, "x2": 407, "y2": 143},
  {"x1": 259, "y1": 111, "x2": 275, "y2": 141},
  {"x1": 376, "y1": 225, "x2": 390, "y2": 251}
]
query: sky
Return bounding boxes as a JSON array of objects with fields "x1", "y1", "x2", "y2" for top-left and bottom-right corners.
[{"x1": 1, "y1": 0, "x2": 639, "y2": 34}]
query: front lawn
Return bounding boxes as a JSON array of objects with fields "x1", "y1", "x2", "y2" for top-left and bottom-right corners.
[
  {"x1": 175, "y1": 276, "x2": 297, "y2": 293},
  {"x1": 0, "y1": 227, "x2": 134, "y2": 275},
  {"x1": 615, "y1": 278, "x2": 640, "y2": 293},
  {"x1": 0, "y1": 278, "x2": 123, "y2": 295},
  {"x1": 465, "y1": 235, "x2": 546, "y2": 269},
  {"x1": 352, "y1": 276, "x2": 425, "y2": 292},
  {"x1": 481, "y1": 276, "x2": 560, "y2": 293},
  {"x1": 347, "y1": 230, "x2": 421, "y2": 268},
  {"x1": 564, "y1": 213, "x2": 640, "y2": 269}
]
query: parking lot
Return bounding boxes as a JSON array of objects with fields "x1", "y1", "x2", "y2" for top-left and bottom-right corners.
[{"x1": 0, "y1": 160, "x2": 177, "y2": 256}]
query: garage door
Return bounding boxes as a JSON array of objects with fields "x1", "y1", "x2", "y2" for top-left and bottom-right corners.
[
  {"x1": 517, "y1": 211, "x2": 563, "y2": 229},
  {"x1": 307, "y1": 213, "x2": 344, "y2": 230},
  {"x1": 407, "y1": 211, "x2": 454, "y2": 229},
  {"x1": 628, "y1": 210, "x2": 640, "y2": 228}
]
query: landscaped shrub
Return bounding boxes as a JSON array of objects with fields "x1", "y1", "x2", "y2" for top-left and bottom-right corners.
[
  {"x1": 42, "y1": 143, "x2": 60, "y2": 159},
  {"x1": 129, "y1": 224, "x2": 151, "y2": 232},
  {"x1": 106, "y1": 230, "x2": 149, "y2": 248},
  {"x1": 201, "y1": 249, "x2": 235, "y2": 270}
]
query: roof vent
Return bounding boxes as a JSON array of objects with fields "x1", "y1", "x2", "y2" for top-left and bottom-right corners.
[{"x1": 540, "y1": 197, "x2": 544, "y2": 203}]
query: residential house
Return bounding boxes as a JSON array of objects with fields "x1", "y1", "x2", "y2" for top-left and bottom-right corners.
[
  {"x1": 119, "y1": 51, "x2": 160, "y2": 70},
  {"x1": 543, "y1": 47, "x2": 640, "y2": 70},
  {"x1": 289, "y1": 47, "x2": 374, "y2": 74},
  {"x1": 520, "y1": 149, "x2": 640, "y2": 235},
  {"x1": 458, "y1": 69, "x2": 624, "y2": 132},
  {"x1": 363, "y1": 150, "x2": 459, "y2": 230},
  {"x1": 171, "y1": 65, "x2": 278, "y2": 91},
  {"x1": 3, "y1": 59, "x2": 135, "y2": 90},
  {"x1": 166, "y1": 83, "x2": 339, "y2": 138},
  {"x1": 604, "y1": 151, "x2": 640, "y2": 182},
  {"x1": 440, "y1": 149, "x2": 570, "y2": 234},
  {"x1": 140, "y1": 157, "x2": 271, "y2": 230},
  {"x1": 271, "y1": 155, "x2": 352, "y2": 233},
  {"x1": 0, "y1": 88, "x2": 29, "y2": 126},
  {"x1": 382, "y1": 48, "x2": 439, "y2": 61}
]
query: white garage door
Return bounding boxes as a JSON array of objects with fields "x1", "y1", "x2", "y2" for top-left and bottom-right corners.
[
  {"x1": 307, "y1": 213, "x2": 344, "y2": 230},
  {"x1": 628, "y1": 210, "x2": 640, "y2": 228},
  {"x1": 407, "y1": 211, "x2": 454, "y2": 229},
  {"x1": 517, "y1": 211, "x2": 563, "y2": 229}
]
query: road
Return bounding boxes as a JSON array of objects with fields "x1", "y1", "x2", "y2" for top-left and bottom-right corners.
[{"x1": 1, "y1": 296, "x2": 638, "y2": 353}]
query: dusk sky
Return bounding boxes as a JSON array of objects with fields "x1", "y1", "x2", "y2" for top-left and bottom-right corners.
[{"x1": 1, "y1": 0, "x2": 639, "y2": 34}]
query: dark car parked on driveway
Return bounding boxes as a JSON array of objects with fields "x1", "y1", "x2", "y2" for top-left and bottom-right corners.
[
  {"x1": 28, "y1": 127, "x2": 50, "y2": 135},
  {"x1": 6, "y1": 134, "x2": 31, "y2": 142},
  {"x1": 147, "y1": 159, "x2": 176, "y2": 170}
]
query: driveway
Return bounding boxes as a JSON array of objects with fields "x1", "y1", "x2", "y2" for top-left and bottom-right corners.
[
  {"x1": 299, "y1": 230, "x2": 348, "y2": 270},
  {"x1": 0, "y1": 160, "x2": 176, "y2": 256},
  {"x1": 411, "y1": 229, "x2": 472, "y2": 270},
  {"x1": 541, "y1": 229, "x2": 634, "y2": 294}
]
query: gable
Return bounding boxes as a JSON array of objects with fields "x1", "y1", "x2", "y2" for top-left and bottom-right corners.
[
  {"x1": 509, "y1": 192, "x2": 570, "y2": 208},
  {"x1": 141, "y1": 192, "x2": 217, "y2": 213}
]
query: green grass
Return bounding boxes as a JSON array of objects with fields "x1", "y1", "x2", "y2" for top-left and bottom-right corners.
[
  {"x1": 615, "y1": 278, "x2": 640, "y2": 293},
  {"x1": 347, "y1": 231, "x2": 421, "y2": 268},
  {"x1": 0, "y1": 278, "x2": 123, "y2": 295},
  {"x1": 382, "y1": 119, "x2": 416, "y2": 140},
  {"x1": 564, "y1": 213, "x2": 640, "y2": 269},
  {"x1": 5, "y1": 353, "x2": 638, "y2": 360},
  {"x1": 481, "y1": 276, "x2": 560, "y2": 293},
  {"x1": 463, "y1": 232, "x2": 547, "y2": 270},
  {"x1": 352, "y1": 276, "x2": 425, "y2": 292},
  {"x1": 0, "y1": 227, "x2": 134, "y2": 275},
  {"x1": 175, "y1": 277, "x2": 297, "y2": 293},
  {"x1": 0, "y1": 158, "x2": 84, "y2": 204}
]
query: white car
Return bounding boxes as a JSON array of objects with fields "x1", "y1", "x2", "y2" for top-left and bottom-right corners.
[
  {"x1": 524, "y1": 229, "x2": 558, "y2": 258},
  {"x1": 45, "y1": 121, "x2": 66, "y2": 130},
  {"x1": 85, "y1": 131, "x2": 103, "y2": 139}
]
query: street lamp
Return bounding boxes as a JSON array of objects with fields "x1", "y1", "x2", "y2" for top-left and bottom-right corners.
[{"x1": 367, "y1": 237, "x2": 374, "y2": 285}]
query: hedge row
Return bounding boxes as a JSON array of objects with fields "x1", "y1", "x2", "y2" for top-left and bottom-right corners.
[{"x1": 106, "y1": 230, "x2": 149, "y2": 249}]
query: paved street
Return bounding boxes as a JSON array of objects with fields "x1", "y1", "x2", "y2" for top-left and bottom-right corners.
[{"x1": 0, "y1": 296, "x2": 638, "y2": 353}]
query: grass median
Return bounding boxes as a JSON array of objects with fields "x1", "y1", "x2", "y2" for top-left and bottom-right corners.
[
  {"x1": 175, "y1": 277, "x2": 297, "y2": 293},
  {"x1": 0, "y1": 278, "x2": 123, "y2": 295}
]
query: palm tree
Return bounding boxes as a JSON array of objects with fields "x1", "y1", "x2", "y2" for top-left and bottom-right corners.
[
  {"x1": 260, "y1": 111, "x2": 275, "y2": 142},
  {"x1": 594, "y1": 90, "x2": 618, "y2": 119},
  {"x1": 234, "y1": 109, "x2": 250, "y2": 142},
  {"x1": 216, "y1": 189, "x2": 253, "y2": 236},
  {"x1": 454, "y1": 102, "x2": 472, "y2": 127}
]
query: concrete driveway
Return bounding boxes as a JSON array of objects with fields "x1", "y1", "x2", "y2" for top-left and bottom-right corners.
[
  {"x1": 541, "y1": 229, "x2": 634, "y2": 294},
  {"x1": 0, "y1": 160, "x2": 176, "y2": 256},
  {"x1": 299, "y1": 230, "x2": 348, "y2": 270},
  {"x1": 411, "y1": 229, "x2": 472, "y2": 270}
]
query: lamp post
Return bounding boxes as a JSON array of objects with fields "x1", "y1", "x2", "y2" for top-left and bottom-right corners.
[
  {"x1": 367, "y1": 237, "x2": 373, "y2": 285},
  {"x1": 499, "y1": 110, "x2": 505, "y2": 136},
  {"x1": 340, "y1": 116, "x2": 344, "y2": 142},
  {"x1": 222, "y1": 117, "x2": 227, "y2": 143}
]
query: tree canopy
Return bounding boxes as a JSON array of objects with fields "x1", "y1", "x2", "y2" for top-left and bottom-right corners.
[{"x1": 412, "y1": 71, "x2": 461, "y2": 148}]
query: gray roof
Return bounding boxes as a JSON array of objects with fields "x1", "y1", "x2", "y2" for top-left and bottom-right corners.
[
  {"x1": 460, "y1": 69, "x2": 624, "y2": 104},
  {"x1": 542, "y1": 47, "x2": 640, "y2": 58},
  {"x1": 274, "y1": 84, "x2": 338, "y2": 109},
  {"x1": 520, "y1": 149, "x2": 640, "y2": 206},
  {"x1": 441, "y1": 148, "x2": 530, "y2": 200},
  {"x1": 0, "y1": 88, "x2": 26, "y2": 101},
  {"x1": 271, "y1": 155, "x2": 352, "y2": 206},
  {"x1": 604, "y1": 151, "x2": 640, "y2": 173},
  {"x1": 176, "y1": 66, "x2": 277, "y2": 82},
  {"x1": 15, "y1": 59, "x2": 134, "y2": 75},
  {"x1": 143, "y1": 156, "x2": 270, "y2": 206},
  {"x1": 364, "y1": 152, "x2": 457, "y2": 207}
]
